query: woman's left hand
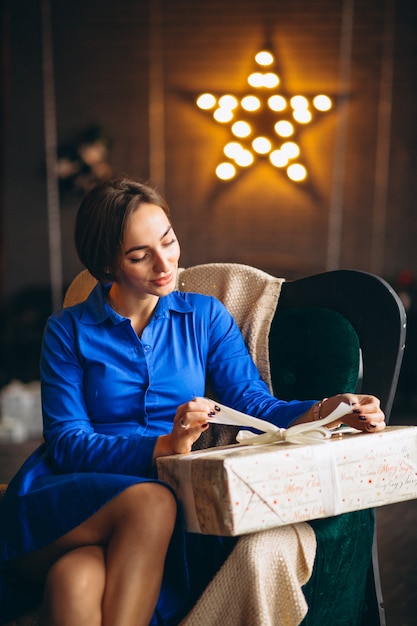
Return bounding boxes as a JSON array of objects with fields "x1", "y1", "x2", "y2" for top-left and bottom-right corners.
[{"x1": 319, "y1": 393, "x2": 386, "y2": 432}]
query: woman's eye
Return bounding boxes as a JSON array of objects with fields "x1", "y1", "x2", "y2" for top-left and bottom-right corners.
[
  {"x1": 130, "y1": 255, "x2": 147, "y2": 264},
  {"x1": 164, "y1": 238, "x2": 177, "y2": 247}
]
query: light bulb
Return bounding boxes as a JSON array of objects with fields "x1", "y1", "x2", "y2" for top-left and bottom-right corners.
[
  {"x1": 281, "y1": 141, "x2": 300, "y2": 159},
  {"x1": 196, "y1": 93, "x2": 216, "y2": 110},
  {"x1": 252, "y1": 137, "x2": 272, "y2": 154},
  {"x1": 235, "y1": 149, "x2": 254, "y2": 167},
  {"x1": 241, "y1": 95, "x2": 261, "y2": 111},
  {"x1": 268, "y1": 95, "x2": 287, "y2": 112},
  {"x1": 287, "y1": 163, "x2": 307, "y2": 181},
  {"x1": 313, "y1": 94, "x2": 332, "y2": 111},
  {"x1": 232, "y1": 121, "x2": 252, "y2": 138},
  {"x1": 290, "y1": 95, "x2": 309, "y2": 109},
  {"x1": 213, "y1": 108, "x2": 234, "y2": 123},
  {"x1": 247, "y1": 72, "x2": 264, "y2": 88},
  {"x1": 224, "y1": 142, "x2": 243, "y2": 159},
  {"x1": 218, "y1": 94, "x2": 238, "y2": 110},
  {"x1": 255, "y1": 50, "x2": 274, "y2": 66},
  {"x1": 292, "y1": 109, "x2": 312, "y2": 124},
  {"x1": 274, "y1": 120, "x2": 294, "y2": 137},
  {"x1": 269, "y1": 150, "x2": 288, "y2": 167},
  {"x1": 264, "y1": 73, "x2": 279, "y2": 88},
  {"x1": 216, "y1": 162, "x2": 236, "y2": 180}
]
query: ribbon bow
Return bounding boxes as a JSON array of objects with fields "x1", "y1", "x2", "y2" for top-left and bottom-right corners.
[{"x1": 204, "y1": 399, "x2": 355, "y2": 446}]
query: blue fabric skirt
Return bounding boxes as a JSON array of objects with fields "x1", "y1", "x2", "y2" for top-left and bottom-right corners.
[{"x1": 0, "y1": 444, "x2": 235, "y2": 625}]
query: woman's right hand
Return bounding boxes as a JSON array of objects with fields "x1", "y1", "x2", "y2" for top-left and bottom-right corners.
[{"x1": 153, "y1": 398, "x2": 215, "y2": 461}]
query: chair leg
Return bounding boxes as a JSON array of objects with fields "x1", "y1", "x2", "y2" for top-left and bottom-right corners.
[{"x1": 361, "y1": 523, "x2": 386, "y2": 626}]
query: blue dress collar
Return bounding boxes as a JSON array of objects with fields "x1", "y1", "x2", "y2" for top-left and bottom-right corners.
[{"x1": 78, "y1": 282, "x2": 194, "y2": 325}]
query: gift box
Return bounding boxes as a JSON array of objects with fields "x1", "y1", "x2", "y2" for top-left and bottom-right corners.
[{"x1": 157, "y1": 426, "x2": 417, "y2": 536}]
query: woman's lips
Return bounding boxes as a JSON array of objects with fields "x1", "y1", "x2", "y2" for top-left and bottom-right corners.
[{"x1": 152, "y1": 272, "x2": 174, "y2": 287}]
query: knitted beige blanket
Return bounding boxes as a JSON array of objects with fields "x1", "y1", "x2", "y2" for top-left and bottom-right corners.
[
  {"x1": 177, "y1": 263, "x2": 316, "y2": 626},
  {"x1": 180, "y1": 524, "x2": 316, "y2": 626}
]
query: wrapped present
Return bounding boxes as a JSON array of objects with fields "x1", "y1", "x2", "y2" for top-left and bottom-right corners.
[{"x1": 157, "y1": 426, "x2": 417, "y2": 536}]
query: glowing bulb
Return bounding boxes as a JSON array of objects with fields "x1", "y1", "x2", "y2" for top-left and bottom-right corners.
[
  {"x1": 235, "y1": 150, "x2": 254, "y2": 167},
  {"x1": 281, "y1": 141, "x2": 300, "y2": 159},
  {"x1": 216, "y1": 162, "x2": 236, "y2": 180},
  {"x1": 264, "y1": 73, "x2": 279, "y2": 88},
  {"x1": 223, "y1": 142, "x2": 254, "y2": 167},
  {"x1": 232, "y1": 120, "x2": 252, "y2": 137},
  {"x1": 287, "y1": 163, "x2": 307, "y2": 181},
  {"x1": 268, "y1": 95, "x2": 287, "y2": 112},
  {"x1": 241, "y1": 95, "x2": 261, "y2": 111},
  {"x1": 252, "y1": 137, "x2": 272, "y2": 154},
  {"x1": 218, "y1": 94, "x2": 238, "y2": 110},
  {"x1": 247, "y1": 72, "x2": 264, "y2": 87},
  {"x1": 290, "y1": 95, "x2": 309, "y2": 109},
  {"x1": 224, "y1": 142, "x2": 243, "y2": 159},
  {"x1": 274, "y1": 120, "x2": 294, "y2": 137},
  {"x1": 196, "y1": 93, "x2": 216, "y2": 110},
  {"x1": 255, "y1": 50, "x2": 274, "y2": 66},
  {"x1": 313, "y1": 94, "x2": 332, "y2": 111},
  {"x1": 292, "y1": 109, "x2": 312, "y2": 123},
  {"x1": 213, "y1": 108, "x2": 234, "y2": 123},
  {"x1": 269, "y1": 150, "x2": 288, "y2": 167}
]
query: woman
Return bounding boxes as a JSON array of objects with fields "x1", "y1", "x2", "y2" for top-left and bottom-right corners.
[{"x1": 0, "y1": 178, "x2": 385, "y2": 625}]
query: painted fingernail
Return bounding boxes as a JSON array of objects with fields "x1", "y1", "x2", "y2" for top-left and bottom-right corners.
[
  {"x1": 353, "y1": 408, "x2": 362, "y2": 414},
  {"x1": 369, "y1": 422, "x2": 377, "y2": 428},
  {"x1": 214, "y1": 405, "x2": 221, "y2": 412},
  {"x1": 208, "y1": 411, "x2": 216, "y2": 417},
  {"x1": 202, "y1": 423, "x2": 209, "y2": 429},
  {"x1": 358, "y1": 415, "x2": 367, "y2": 421}
]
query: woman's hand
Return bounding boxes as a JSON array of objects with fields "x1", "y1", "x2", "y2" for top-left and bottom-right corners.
[
  {"x1": 153, "y1": 398, "x2": 216, "y2": 461},
  {"x1": 311, "y1": 393, "x2": 386, "y2": 432}
]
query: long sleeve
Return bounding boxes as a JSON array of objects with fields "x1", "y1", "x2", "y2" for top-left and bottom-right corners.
[
  {"x1": 41, "y1": 312, "x2": 158, "y2": 476},
  {"x1": 203, "y1": 296, "x2": 316, "y2": 427}
]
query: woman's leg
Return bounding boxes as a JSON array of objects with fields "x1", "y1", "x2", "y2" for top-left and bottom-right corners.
[
  {"x1": 13, "y1": 482, "x2": 177, "y2": 626},
  {"x1": 40, "y1": 545, "x2": 106, "y2": 626}
]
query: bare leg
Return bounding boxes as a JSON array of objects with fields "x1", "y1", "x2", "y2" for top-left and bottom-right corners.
[
  {"x1": 40, "y1": 545, "x2": 106, "y2": 626},
  {"x1": 13, "y1": 482, "x2": 177, "y2": 626}
]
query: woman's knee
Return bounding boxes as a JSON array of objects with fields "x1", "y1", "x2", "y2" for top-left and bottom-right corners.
[
  {"x1": 45, "y1": 545, "x2": 106, "y2": 604},
  {"x1": 109, "y1": 483, "x2": 177, "y2": 549},
  {"x1": 116, "y1": 482, "x2": 177, "y2": 524}
]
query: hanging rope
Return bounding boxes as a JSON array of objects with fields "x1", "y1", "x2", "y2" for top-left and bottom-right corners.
[
  {"x1": 42, "y1": 0, "x2": 62, "y2": 311},
  {"x1": 326, "y1": 0, "x2": 355, "y2": 270}
]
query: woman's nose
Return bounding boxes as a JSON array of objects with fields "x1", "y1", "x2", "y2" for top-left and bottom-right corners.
[{"x1": 154, "y1": 251, "x2": 171, "y2": 272}]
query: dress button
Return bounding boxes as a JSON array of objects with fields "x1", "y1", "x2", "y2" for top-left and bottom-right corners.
[{"x1": 143, "y1": 345, "x2": 151, "y2": 353}]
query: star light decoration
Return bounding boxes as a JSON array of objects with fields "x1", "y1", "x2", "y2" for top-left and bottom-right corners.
[{"x1": 196, "y1": 50, "x2": 332, "y2": 184}]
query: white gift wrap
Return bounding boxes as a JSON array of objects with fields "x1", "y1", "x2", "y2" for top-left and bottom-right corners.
[{"x1": 157, "y1": 426, "x2": 417, "y2": 536}]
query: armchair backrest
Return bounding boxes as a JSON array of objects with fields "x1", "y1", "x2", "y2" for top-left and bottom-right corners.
[{"x1": 271, "y1": 269, "x2": 406, "y2": 422}]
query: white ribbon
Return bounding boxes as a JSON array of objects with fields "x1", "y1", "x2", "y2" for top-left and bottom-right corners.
[{"x1": 204, "y1": 398, "x2": 354, "y2": 446}]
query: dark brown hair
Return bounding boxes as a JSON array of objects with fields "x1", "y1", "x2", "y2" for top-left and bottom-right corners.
[{"x1": 75, "y1": 178, "x2": 170, "y2": 282}]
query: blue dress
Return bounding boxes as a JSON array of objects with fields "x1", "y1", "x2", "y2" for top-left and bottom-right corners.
[{"x1": 0, "y1": 284, "x2": 315, "y2": 623}]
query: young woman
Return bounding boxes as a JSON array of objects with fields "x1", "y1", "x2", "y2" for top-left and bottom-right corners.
[{"x1": 0, "y1": 178, "x2": 385, "y2": 625}]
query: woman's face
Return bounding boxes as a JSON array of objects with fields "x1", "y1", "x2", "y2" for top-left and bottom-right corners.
[{"x1": 115, "y1": 202, "x2": 180, "y2": 298}]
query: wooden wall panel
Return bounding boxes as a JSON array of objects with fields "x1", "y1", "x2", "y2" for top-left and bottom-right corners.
[{"x1": 1, "y1": 0, "x2": 416, "y2": 297}]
